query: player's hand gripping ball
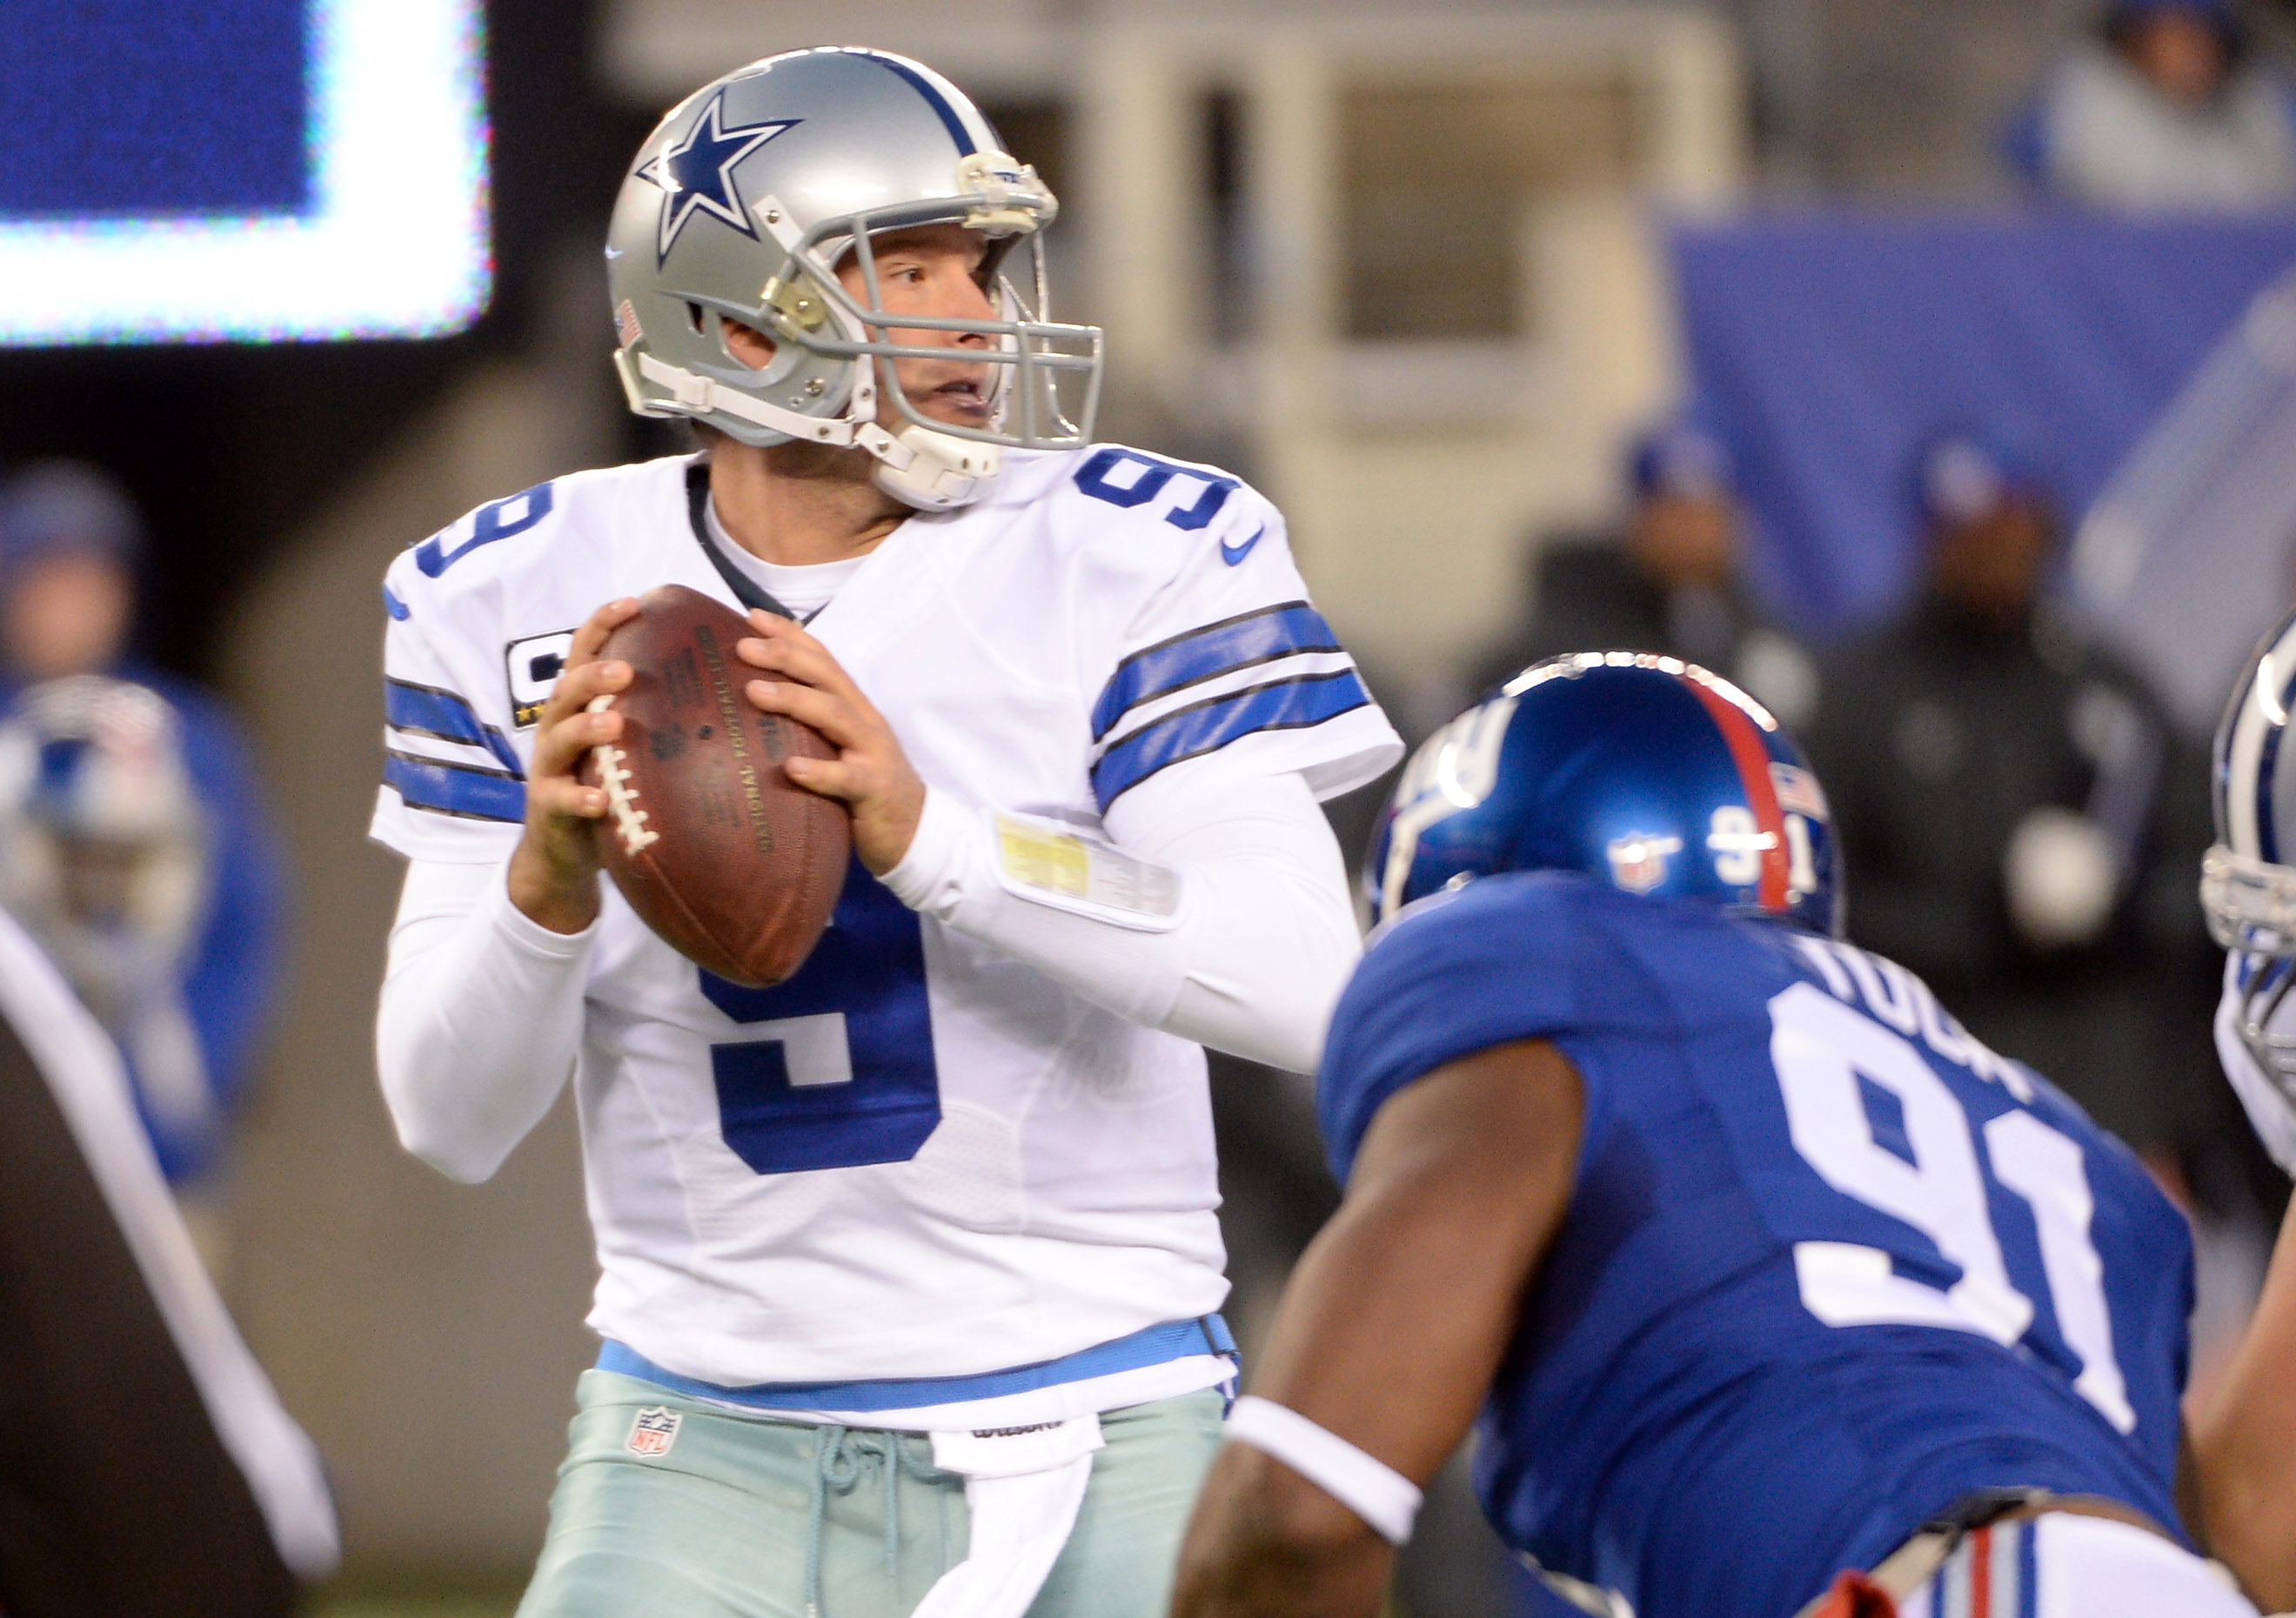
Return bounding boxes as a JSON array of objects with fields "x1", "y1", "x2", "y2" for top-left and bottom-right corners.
[{"x1": 579, "y1": 585, "x2": 849, "y2": 987}]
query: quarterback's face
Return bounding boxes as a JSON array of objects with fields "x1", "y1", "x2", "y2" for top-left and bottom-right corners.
[{"x1": 838, "y1": 224, "x2": 998, "y2": 431}]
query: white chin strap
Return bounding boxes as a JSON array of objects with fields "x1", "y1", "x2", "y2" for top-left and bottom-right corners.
[
  {"x1": 627, "y1": 350, "x2": 1001, "y2": 512},
  {"x1": 866, "y1": 418, "x2": 1003, "y2": 512}
]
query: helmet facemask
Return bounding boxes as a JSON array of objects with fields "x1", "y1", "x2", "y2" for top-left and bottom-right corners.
[
  {"x1": 2204, "y1": 845, "x2": 2296, "y2": 1108},
  {"x1": 785, "y1": 191, "x2": 1098, "y2": 470}
]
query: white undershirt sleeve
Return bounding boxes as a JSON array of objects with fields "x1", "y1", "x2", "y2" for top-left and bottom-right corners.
[
  {"x1": 375, "y1": 857, "x2": 597, "y2": 1183},
  {"x1": 883, "y1": 769, "x2": 1360, "y2": 1073}
]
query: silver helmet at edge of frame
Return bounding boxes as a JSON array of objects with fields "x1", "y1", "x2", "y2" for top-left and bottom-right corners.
[
  {"x1": 603, "y1": 47, "x2": 1103, "y2": 511},
  {"x1": 2205, "y1": 605, "x2": 2296, "y2": 1112}
]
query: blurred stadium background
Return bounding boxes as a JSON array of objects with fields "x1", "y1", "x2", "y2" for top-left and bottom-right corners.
[{"x1": 6, "y1": 0, "x2": 2296, "y2": 1613}]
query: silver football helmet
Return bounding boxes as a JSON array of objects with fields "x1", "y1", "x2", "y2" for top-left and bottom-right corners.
[
  {"x1": 2206, "y1": 606, "x2": 2296, "y2": 1102},
  {"x1": 605, "y1": 47, "x2": 1101, "y2": 511}
]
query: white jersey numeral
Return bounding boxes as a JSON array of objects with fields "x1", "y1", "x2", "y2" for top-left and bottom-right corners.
[
  {"x1": 1768, "y1": 983, "x2": 2135, "y2": 1432},
  {"x1": 1984, "y1": 1109, "x2": 2137, "y2": 1433},
  {"x1": 1707, "y1": 806, "x2": 1767, "y2": 886},
  {"x1": 1772, "y1": 986, "x2": 2032, "y2": 1341},
  {"x1": 1784, "y1": 812, "x2": 1818, "y2": 898}
]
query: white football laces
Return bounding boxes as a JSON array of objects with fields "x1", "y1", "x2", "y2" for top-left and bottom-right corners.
[{"x1": 587, "y1": 693, "x2": 660, "y2": 856}]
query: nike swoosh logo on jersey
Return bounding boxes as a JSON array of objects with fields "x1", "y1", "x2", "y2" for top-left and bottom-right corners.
[{"x1": 1220, "y1": 525, "x2": 1265, "y2": 567}]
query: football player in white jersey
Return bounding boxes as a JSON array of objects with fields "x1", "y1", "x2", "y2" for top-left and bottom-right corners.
[
  {"x1": 369, "y1": 47, "x2": 1400, "y2": 1618},
  {"x1": 2199, "y1": 603, "x2": 2296, "y2": 1608}
]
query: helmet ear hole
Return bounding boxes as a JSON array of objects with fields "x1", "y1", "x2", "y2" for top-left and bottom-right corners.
[{"x1": 686, "y1": 302, "x2": 706, "y2": 336}]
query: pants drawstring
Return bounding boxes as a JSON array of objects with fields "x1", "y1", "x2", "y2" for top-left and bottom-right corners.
[{"x1": 803, "y1": 1424, "x2": 947, "y2": 1618}]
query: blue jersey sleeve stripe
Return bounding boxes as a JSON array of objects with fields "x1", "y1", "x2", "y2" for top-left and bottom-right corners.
[
  {"x1": 385, "y1": 678, "x2": 485, "y2": 743},
  {"x1": 382, "y1": 583, "x2": 410, "y2": 620},
  {"x1": 385, "y1": 679, "x2": 522, "y2": 774},
  {"x1": 383, "y1": 752, "x2": 526, "y2": 824},
  {"x1": 1091, "y1": 669, "x2": 1372, "y2": 810},
  {"x1": 1091, "y1": 602, "x2": 1341, "y2": 741}
]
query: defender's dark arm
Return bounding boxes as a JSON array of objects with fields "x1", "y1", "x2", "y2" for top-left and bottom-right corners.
[{"x1": 1170, "y1": 1039, "x2": 1584, "y2": 1618}]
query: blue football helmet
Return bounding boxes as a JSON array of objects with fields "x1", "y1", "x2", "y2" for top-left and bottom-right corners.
[
  {"x1": 2204, "y1": 606, "x2": 2296, "y2": 1096},
  {"x1": 1365, "y1": 652, "x2": 1844, "y2": 936}
]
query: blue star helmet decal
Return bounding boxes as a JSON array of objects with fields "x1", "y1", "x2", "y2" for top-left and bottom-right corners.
[{"x1": 634, "y1": 90, "x2": 800, "y2": 264}]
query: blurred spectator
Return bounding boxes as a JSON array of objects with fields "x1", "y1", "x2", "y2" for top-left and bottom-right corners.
[
  {"x1": 1798, "y1": 427, "x2": 2218, "y2": 1157},
  {"x1": 0, "y1": 679, "x2": 218, "y2": 1181},
  {"x1": 2010, "y1": 0, "x2": 2296, "y2": 209},
  {"x1": 1467, "y1": 418, "x2": 1817, "y2": 726},
  {"x1": 0, "y1": 464, "x2": 283, "y2": 1189}
]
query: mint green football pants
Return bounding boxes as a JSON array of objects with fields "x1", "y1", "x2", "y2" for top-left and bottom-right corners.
[{"x1": 516, "y1": 1370, "x2": 1227, "y2": 1618}]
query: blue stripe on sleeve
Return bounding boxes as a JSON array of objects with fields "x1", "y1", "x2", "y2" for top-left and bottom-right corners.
[
  {"x1": 1092, "y1": 669, "x2": 1372, "y2": 810},
  {"x1": 1091, "y1": 601, "x2": 1341, "y2": 742},
  {"x1": 383, "y1": 752, "x2": 526, "y2": 824},
  {"x1": 385, "y1": 678, "x2": 522, "y2": 774},
  {"x1": 382, "y1": 584, "x2": 410, "y2": 620}
]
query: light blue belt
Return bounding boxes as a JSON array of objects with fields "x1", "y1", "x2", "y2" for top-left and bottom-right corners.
[{"x1": 598, "y1": 1314, "x2": 1238, "y2": 1414}]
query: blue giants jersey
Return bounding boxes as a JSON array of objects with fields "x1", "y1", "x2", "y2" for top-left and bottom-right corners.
[{"x1": 1319, "y1": 873, "x2": 2194, "y2": 1618}]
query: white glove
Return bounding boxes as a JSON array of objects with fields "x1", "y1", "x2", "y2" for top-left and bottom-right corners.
[
  {"x1": 2216, "y1": 957, "x2": 2296, "y2": 1180},
  {"x1": 2004, "y1": 807, "x2": 2117, "y2": 951}
]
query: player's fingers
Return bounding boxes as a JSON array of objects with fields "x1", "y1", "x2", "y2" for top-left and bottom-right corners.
[
  {"x1": 781, "y1": 752, "x2": 862, "y2": 803},
  {"x1": 744, "y1": 679, "x2": 872, "y2": 751},
  {"x1": 737, "y1": 612, "x2": 827, "y2": 673},
  {"x1": 538, "y1": 680, "x2": 625, "y2": 754},
  {"x1": 736, "y1": 641, "x2": 865, "y2": 708},
  {"x1": 526, "y1": 772, "x2": 610, "y2": 822},
  {"x1": 736, "y1": 629, "x2": 860, "y2": 687},
  {"x1": 529, "y1": 600, "x2": 639, "y2": 744},
  {"x1": 533, "y1": 698, "x2": 624, "y2": 780},
  {"x1": 743, "y1": 607, "x2": 821, "y2": 652},
  {"x1": 566, "y1": 598, "x2": 641, "y2": 667},
  {"x1": 737, "y1": 620, "x2": 869, "y2": 706},
  {"x1": 735, "y1": 632, "x2": 811, "y2": 674},
  {"x1": 537, "y1": 656, "x2": 631, "y2": 735}
]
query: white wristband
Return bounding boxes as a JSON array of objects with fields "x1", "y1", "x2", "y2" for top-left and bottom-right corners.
[{"x1": 1223, "y1": 1395, "x2": 1422, "y2": 1545}]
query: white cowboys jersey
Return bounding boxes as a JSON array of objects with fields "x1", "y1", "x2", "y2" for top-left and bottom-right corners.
[{"x1": 371, "y1": 448, "x2": 1400, "y2": 1390}]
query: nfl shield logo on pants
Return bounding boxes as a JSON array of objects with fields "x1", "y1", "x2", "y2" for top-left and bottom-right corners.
[{"x1": 626, "y1": 1406, "x2": 682, "y2": 1459}]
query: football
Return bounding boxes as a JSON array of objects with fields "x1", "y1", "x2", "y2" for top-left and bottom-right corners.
[{"x1": 580, "y1": 585, "x2": 849, "y2": 987}]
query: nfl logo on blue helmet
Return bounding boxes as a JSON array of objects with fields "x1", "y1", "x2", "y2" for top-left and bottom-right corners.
[{"x1": 1364, "y1": 652, "x2": 1844, "y2": 938}]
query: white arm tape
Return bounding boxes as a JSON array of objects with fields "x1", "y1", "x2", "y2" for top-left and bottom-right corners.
[
  {"x1": 1223, "y1": 1395, "x2": 1422, "y2": 1545},
  {"x1": 882, "y1": 773, "x2": 1358, "y2": 1072}
]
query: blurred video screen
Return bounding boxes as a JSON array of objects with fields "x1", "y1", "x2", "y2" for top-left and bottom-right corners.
[{"x1": 0, "y1": 0, "x2": 488, "y2": 346}]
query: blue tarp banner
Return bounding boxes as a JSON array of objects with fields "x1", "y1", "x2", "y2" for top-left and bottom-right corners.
[{"x1": 1671, "y1": 211, "x2": 2296, "y2": 639}]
